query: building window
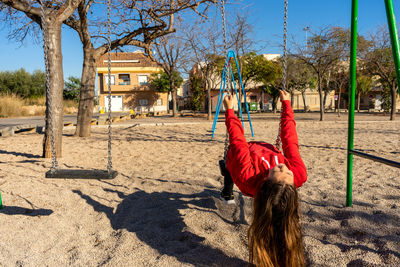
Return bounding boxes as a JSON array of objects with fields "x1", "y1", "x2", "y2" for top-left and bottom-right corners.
[
  {"x1": 250, "y1": 95, "x2": 257, "y2": 102},
  {"x1": 105, "y1": 74, "x2": 115, "y2": 85},
  {"x1": 139, "y1": 99, "x2": 148, "y2": 106},
  {"x1": 138, "y1": 75, "x2": 148, "y2": 85},
  {"x1": 156, "y1": 99, "x2": 163, "y2": 106},
  {"x1": 119, "y1": 74, "x2": 130, "y2": 85}
]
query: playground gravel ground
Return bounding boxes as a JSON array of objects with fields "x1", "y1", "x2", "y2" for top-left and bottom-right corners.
[{"x1": 0, "y1": 114, "x2": 399, "y2": 266}]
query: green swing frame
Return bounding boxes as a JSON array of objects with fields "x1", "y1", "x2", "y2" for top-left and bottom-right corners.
[{"x1": 346, "y1": 0, "x2": 400, "y2": 207}]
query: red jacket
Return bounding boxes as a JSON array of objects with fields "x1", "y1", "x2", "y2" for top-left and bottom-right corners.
[{"x1": 225, "y1": 100, "x2": 307, "y2": 197}]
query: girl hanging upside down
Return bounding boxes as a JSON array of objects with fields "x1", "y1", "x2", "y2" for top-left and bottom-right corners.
[{"x1": 220, "y1": 90, "x2": 307, "y2": 267}]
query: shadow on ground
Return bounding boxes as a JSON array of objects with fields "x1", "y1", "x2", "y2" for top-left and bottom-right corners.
[
  {"x1": 73, "y1": 188, "x2": 247, "y2": 267},
  {"x1": 0, "y1": 206, "x2": 53, "y2": 216},
  {"x1": 0, "y1": 150, "x2": 41, "y2": 159},
  {"x1": 302, "y1": 200, "x2": 400, "y2": 265}
]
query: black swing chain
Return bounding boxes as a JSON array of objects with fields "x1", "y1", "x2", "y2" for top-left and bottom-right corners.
[
  {"x1": 220, "y1": 0, "x2": 231, "y2": 160},
  {"x1": 275, "y1": 0, "x2": 288, "y2": 150},
  {"x1": 106, "y1": 0, "x2": 113, "y2": 174},
  {"x1": 40, "y1": 0, "x2": 114, "y2": 175},
  {"x1": 39, "y1": 0, "x2": 58, "y2": 172}
]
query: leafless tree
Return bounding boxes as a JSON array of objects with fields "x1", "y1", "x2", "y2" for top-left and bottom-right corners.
[
  {"x1": 286, "y1": 56, "x2": 315, "y2": 111},
  {"x1": 293, "y1": 26, "x2": 349, "y2": 121},
  {"x1": 329, "y1": 67, "x2": 348, "y2": 116},
  {"x1": 228, "y1": 11, "x2": 259, "y2": 102},
  {"x1": 183, "y1": 7, "x2": 258, "y2": 119},
  {"x1": 1, "y1": 0, "x2": 82, "y2": 158},
  {"x1": 1, "y1": 0, "x2": 217, "y2": 153},
  {"x1": 183, "y1": 16, "x2": 224, "y2": 120},
  {"x1": 153, "y1": 29, "x2": 188, "y2": 117},
  {"x1": 361, "y1": 26, "x2": 398, "y2": 120},
  {"x1": 64, "y1": 0, "x2": 216, "y2": 136}
]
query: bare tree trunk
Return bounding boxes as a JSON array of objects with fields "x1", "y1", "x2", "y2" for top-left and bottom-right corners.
[
  {"x1": 43, "y1": 22, "x2": 64, "y2": 158},
  {"x1": 261, "y1": 90, "x2": 265, "y2": 112},
  {"x1": 75, "y1": 46, "x2": 97, "y2": 137},
  {"x1": 323, "y1": 90, "x2": 329, "y2": 108},
  {"x1": 171, "y1": 79, "x2": 178, "y2": 117},
  {"x1": 167, "y1": 91, "x2": 170, "y2": 114},
  {"x1": 390, "y1": 85, "x2": 397, "y2": 120},
  {"x1": 273, "y1": 97, "x2": 279, "y2": 114},
  {"x1": 337, "y1": 89, "x2": 342, "y2": 117},
  {"x1": 290, "y1": 92, "x2": 294, "y2": 108},
  {"x1": 0, "y1": 0, "x2": 81, "y2": 154},
  {"x1": 237, "y1": 88, "x2": 243, "y2": 118},
  {"x1": 207, "y1": 86, "x2": 212, "y2": 120},
  {"x1": 318, "y1": 77, "x2": 324, "y2": 121},
  {"x1": 302, "y1": 92, "x2": 307, "y2": 112},
  {"x1": 206, "y1": 80, "x2": 211, "y2": 120},
  {"x1": 238, "y1": 89, "x2": 242, "y2": 108},
  {"x1": 319, "y1": 90, "x2": 324, "y2": 121},
  {"x1": 357, "y1": 92, "x2": 361, "y2": 113}
]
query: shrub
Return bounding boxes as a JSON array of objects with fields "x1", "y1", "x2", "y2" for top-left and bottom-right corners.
[{"x1": 0, "y1": 94, "x2": 26, "y2": 117}]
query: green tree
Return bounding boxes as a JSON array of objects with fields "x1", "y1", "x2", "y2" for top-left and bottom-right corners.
[
  {"x1": 326, "y1": 67, "x2": 348, "y2": 116},
  {"x1": 287, "y1": 56, "x2": 315, "y2": 111},
  {"x1": 356, "y1": 75, "x2": 373, "y2": 112},
  {"x1": 150, "y1": 71, "x2": 184, "y2": 92},
  {"x1": 6, "y1": 68, "x2": 31, "y2": 98},
  {"x1": 63, "y1": 76, "x2": 81, "y2": 101},
  {"x1": 0, "y1": 69, "x2": 46, "y2": 98},
  {"x1": 294, "y1": 27, "x2": 351, "y2": 120},
  {"x1": 381, "y1": 84, "x2": 392, "y2": 112},
  {"x1": 31, "y1": 70, "x2": 46, "y2": 98},
  {"x1": 233, "y1": 52, "x2": 268, "y2": 91},
  {"x1": 0, "y1": 71, "x2": 12, "y2": 95},
  {"x1": 150, "y1": 71, "x2": 183, "y2": 112},
  {"x1": 257, "y1": 60, "x2": 282, "y2": 113},
  {"x1": 361, "y1": 26, "x2": 398, "y2": 120},
  {"x1": 189, "y1": 75, "x2": 204, "y2": 111},
  {"x1": 216, "y1": 53, "x2": 276, "y2": 110},
  {"x1": 150, "y1": 72, "x2": 171, "y2": 92}
]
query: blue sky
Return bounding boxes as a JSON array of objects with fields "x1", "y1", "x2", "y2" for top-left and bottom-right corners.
[{"x1": 0, "y1": 0, "x2": 399, "y2": 79}]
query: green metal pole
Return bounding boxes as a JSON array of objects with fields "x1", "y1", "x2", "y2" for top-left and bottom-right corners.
[
  {"x1": 0, "y1": 191, "x2": 2, "y2": 209},
  {"x1": 384, "y1": 0, "x2": 400, "y2": 96},
  {"x1": 346, "y1": 0, "x2": 358, "y2": 207}
]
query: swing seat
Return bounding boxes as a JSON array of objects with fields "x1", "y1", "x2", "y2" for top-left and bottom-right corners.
[{"x1": 45, "y1": 169, "x2": 118, "y2": 179}]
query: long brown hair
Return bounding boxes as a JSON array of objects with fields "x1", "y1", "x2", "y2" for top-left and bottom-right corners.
[{"x1": 248, "y1": 180, "x2": 305, "y2": 267}]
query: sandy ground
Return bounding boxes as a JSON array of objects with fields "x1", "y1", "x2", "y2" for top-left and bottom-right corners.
[{"x1": 0, "y1": 114, "x2": 399, "y2": 266}]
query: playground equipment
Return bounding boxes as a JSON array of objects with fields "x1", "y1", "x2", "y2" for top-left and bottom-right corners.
[
  {"x1": 40, "y1": 0, "x2": 117, "y2": 179},
  {"x1": 213, "y1": 0, "x2": 289, "y2": 158},
  {"x1": 211, "y1": 0, "x2": 254, "y2": 144},
  {"x1": 211, "y1": 50, "x2": 255, "y2": 139},
  {"x1": 346, "y1": 0, "x2": 400, "y2": 207}
]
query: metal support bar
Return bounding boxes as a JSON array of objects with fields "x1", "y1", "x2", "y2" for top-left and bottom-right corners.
[
  {"x1": 346, "y1": 0, "x2": 358, "y2": 207},
  {"x1": 229, "y1": 65, "x2": 246, "y2": 130},
  {"x1": 384, "y1": 0, "x2": 400, "y2": 96},
  {"x1": 233, "y1": 53, "x2": 255, "y2": 137},
  {"x1": 347, "y1": 0, "x2": 400, "y2": 207},
  {"x1": 349, "y1": 150, "x2": 400, "y2": 168},
  {"x1": 211, "y1": 66, "x2": 227, "y2": 137}
]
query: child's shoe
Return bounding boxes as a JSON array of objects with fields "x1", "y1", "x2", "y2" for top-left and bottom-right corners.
[{"x1": 220, "y1": 192, "x2": 235, "y2": 205}]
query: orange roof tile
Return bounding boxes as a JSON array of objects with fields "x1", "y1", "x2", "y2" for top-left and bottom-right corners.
[{"x1": 97, "y1": 52, "x2": 159, "y2": 68}]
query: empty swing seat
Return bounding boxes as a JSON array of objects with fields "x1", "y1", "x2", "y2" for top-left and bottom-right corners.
[{"x1": 45, "y1": 169, "x2": 118, "y2": 179}]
